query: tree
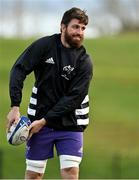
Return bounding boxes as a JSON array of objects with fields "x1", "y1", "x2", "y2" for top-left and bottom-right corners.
[
  {"x1": 102, "y1": 0, "x2": 139, "y2": 31},
  {"x1": 13, "y1": 0, "x2": 24, "y2": 37}
]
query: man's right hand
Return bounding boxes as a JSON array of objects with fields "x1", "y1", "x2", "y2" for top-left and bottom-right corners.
[{"x1": 7, "y1": 106, "x2": 20, "y2": 132}]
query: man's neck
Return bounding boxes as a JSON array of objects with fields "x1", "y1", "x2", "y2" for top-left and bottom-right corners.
[{"x1": 61, "y1": 34, "x2": 70, "y2": 48}]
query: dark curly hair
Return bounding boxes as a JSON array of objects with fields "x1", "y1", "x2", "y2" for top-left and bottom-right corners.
[{"x1": 61, "y1": 7, "x2": 88, "y2": 26}]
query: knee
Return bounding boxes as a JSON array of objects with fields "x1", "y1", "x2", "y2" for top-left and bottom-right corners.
[
  {"x1": 61, "y1": 167, "x2": 79, "y2": 179},
  {"x1": 25, "y1": 170, "x2": 43, "y2": 179}
]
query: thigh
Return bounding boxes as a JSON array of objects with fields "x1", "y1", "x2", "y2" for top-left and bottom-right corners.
[
  {"x1": 26, "y1": 126, "x2": 55, "y2": 160},
  {"x1": 55, "y1": 131, "x2": 83, "y2": 157}
]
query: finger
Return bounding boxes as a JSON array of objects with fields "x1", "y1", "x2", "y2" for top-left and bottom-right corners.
[
  {"x1": 6, "y1": 121, "x2": 13, "y2": 133},
  {"x1": 28, "y1": 131, "x2": 33, "y2": 140},
  {"x1": 14, "y1": 117, "x2": 20, "y2": 124},
  {"x1": 6, "y1": 126, "x2": 11, "y2": 133},
  {"x1": 28, "y1": 124, "x2": 33, "y2": 131},
  {"x1": 6, "y1": 117, "x2": 19, "y2": 133},
  {"x1": 13, "y1": 121, "x2": 18, "y2": 126},
  {"x1": 27, "y1": 124, "x2": 34, "y2": 140}
]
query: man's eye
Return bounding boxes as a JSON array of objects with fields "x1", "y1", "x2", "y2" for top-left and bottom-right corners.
[
  {"x1": 73, "y1": 25, "x2": 79, "y2": 29},
  {"x1": 82, "y1": 27, "x2": 86, "y2": 31}
]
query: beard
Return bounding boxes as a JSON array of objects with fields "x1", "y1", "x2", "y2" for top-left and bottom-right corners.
[{"x1": 64, "y1": 29, "x2": 84, "y2": 48}]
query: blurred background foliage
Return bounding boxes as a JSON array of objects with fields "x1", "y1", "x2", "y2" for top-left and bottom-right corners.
[
  {"x1": 0, "y1": 0, "x2": 139, "y2": 38},
  {"x1": 0, "y1": 0, "x2": 139, "y2": 179}
]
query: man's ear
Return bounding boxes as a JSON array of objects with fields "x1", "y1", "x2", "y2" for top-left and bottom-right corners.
[{"x1": 61, "y1": 24, "x2": 66, "y2": 33}]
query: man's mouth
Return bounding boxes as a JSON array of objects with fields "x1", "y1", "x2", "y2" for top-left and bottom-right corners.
[{"x1": 73, "y1": 35, "x2": 81, "y2": 40}]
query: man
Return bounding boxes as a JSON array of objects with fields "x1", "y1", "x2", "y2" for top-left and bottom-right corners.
[{"x1": 7, "y1": 7, "x2": 93, "y2": 179}]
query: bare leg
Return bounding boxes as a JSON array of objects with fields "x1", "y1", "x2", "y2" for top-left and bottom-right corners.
[
  {"x1": 60, "y1": 167, "x2": 79, "y2": 180},
  {"x1": 25, "y1": 170, "x2": 44, "y2": 179}
]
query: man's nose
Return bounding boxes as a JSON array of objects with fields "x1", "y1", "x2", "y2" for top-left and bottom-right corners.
[{"x1": 77, "y1": 27, "x2": 83, "y2": 34}]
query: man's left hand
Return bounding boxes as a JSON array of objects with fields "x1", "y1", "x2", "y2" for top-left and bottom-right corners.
[{"x1": 28, "y1": 118, "x2": 47, "y2": 139}]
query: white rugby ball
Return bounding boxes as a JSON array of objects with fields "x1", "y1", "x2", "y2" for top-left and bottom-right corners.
[{"x1": 7, "y1": 116, "x2": 31, "y2": 145}]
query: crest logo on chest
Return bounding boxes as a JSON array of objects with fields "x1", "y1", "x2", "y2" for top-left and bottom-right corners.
[{"x1": 61, "y1": 65, "x2": 75, "y2": 80}]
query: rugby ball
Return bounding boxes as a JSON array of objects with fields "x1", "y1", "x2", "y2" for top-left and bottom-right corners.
[{"x1": 7, "y1": 116, "x2": 31, "y2": 145}]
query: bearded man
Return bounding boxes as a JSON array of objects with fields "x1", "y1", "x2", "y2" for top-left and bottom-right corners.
[{"x1": 7, "y1": 7, "x2": 93, "y2": 179}]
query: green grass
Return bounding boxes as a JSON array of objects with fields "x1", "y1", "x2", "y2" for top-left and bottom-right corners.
[{"x1": 0, "y1": 32, "x2": 139, "y2": 178}]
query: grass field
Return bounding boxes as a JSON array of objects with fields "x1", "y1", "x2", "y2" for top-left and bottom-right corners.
[{"x1": 0, "y1": 32, "x2": 139, "y2": 179}]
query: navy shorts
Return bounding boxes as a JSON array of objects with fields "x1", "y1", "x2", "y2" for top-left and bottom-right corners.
[{"x1": 26, "y1": 126, "x2": 83, "y2": 160}]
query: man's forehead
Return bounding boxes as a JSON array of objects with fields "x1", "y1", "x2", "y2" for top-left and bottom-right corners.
[{"x1": 69, "y1": 18, "x2": 86, "y2": 26}]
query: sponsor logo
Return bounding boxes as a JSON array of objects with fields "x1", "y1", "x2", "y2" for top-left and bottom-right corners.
[
  {"x1": 45, "y1": 57, "x2": 55, "y2": 64},
  {"x1": 26, "y1": 145, "x2": 30, "y2": 154},
  {"x1": 78, "y1": 146, "x2": 83, "y2": 153}
]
